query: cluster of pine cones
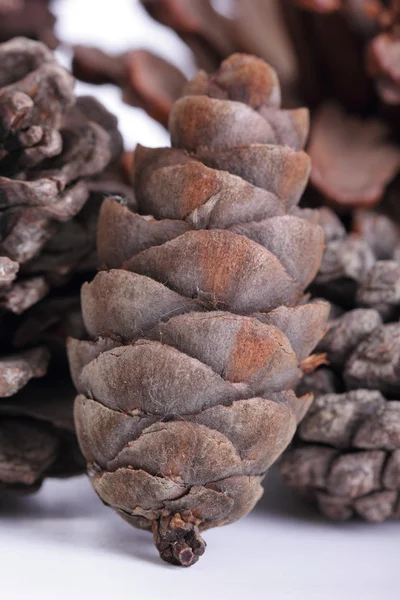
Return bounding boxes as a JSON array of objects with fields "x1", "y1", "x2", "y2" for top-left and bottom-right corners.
[{"x1": 1, "y1": 0, "x2": 399, "y2": 567}]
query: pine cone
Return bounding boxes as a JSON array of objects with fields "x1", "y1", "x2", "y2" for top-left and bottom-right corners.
[
  {"x1": 280, "y1": 208, "x2": 400, "y2": 522},
  {"x1": 68, "y1": 54, "x2": 329, "y2": 566},
  {"x1": 0, "y1": 37, "x2": 126, "y2": 493}
]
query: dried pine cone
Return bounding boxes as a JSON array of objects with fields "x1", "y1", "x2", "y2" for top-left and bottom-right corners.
[
  {"x1": 0, "y1": 37, "x2": 126, "y2": 493},
  {"x1": 280, "y1": 208, "x2": 400, "y2": 522},
  {"x1": 68, "y1": 54, "x2": 329, "y2": 566}
]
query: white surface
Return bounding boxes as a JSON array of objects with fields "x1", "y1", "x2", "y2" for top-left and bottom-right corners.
[
  {"x1": 1, "y1": 471, "x2": 399, "y2": 600},
  {"x1": 1, "y1": 1, "x2": 399, "y2": 598}
]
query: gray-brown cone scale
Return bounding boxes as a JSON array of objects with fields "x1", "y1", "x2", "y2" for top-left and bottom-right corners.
[
  {"x1": 281, "y1": 209, "x2": 400, "y2": 522},
  {"x1": 68, "y1": 54, "x2": 329, "y2": 566}
]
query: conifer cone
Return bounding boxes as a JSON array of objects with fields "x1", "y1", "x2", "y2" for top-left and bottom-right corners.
[
  {"x1": 68, "y1": 54, "x2": 329, "y2": 566},
  {"x1": 280, "y1": 208, "x2": 400, "y2": 522},
  {"x1": 0, "y1": 37, "x2": 126, "y2": 493}
]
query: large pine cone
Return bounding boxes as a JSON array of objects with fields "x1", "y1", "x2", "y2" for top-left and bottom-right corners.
[
  {"x1": 0, "y1": 37, "x2": 128, "y2": 493},
  {"x1": 68, "y1": 54, "x2": 329, "y2": 566},
  {"x1": 283, "y1": 0, "x2": 400, "y2": 115},
  {"x1": 280, "y1": 209, "x2": 400, "y2": 522}
]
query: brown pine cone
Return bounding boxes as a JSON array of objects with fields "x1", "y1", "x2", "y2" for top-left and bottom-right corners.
[
  {"x1": 280, "y1": 208, "x2": 400, "y2": 522},
  {"x1": 0, "y1": 37, "x2": 126, "y2": 493},
  {"x1": 68, "y1": 54, "x2": 329, "y2": 566}
]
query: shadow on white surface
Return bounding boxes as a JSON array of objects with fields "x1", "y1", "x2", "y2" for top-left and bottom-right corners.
[
  {"x1": 0, "y1": 467, "x2": 399, "y2": 600},
  {"x1": 0, "y1": 467, "x2": 317, "y2": 561}
]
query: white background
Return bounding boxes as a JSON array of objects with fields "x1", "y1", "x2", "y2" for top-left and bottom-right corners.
[{"x1": 1, "y1": 2, "x2": 399, "y2": 598}]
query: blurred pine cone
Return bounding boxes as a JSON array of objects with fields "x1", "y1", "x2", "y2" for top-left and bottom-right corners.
[
  {"x1": 0, "y1": 37, "x2": 129, "y2": 493},
  {"x1": 140, "y1": 0, "x2": 296, "y2": 84},
  {"x1": 280, "y1": 208, "x2": 400, "y2": 522},
  {"x1": 0, "y1": 0, "x2": 57, "y2": 48},
  {"x1": 282, "y1": 1, "x2": 400, "y2": 213},
  {"x1": 284, "y1": 0, "x2": 400, "y2": 113},
  {"x1": 68, "y1": 54, "x2": 329, "y2": 566}
]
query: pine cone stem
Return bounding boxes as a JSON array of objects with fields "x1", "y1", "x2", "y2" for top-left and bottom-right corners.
[{"x1": 152, "y1": 513, "x2": 206, "y2": 567}]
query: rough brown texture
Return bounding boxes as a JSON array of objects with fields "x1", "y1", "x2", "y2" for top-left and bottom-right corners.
[
  {"x1": 69, "y1": 54, "x2": 328, "y2": 566},
  {"x1": 281, "y1": 208, "x2": 400, "y2": 522},
  {"x1": 0, "y1": 37, "x2": 126, "y2": 493}
]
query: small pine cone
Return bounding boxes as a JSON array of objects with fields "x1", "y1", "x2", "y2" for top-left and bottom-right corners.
[
  {"x1": 0, "y1": 38, "x2": 122, "y2": 280},
  {"x1": 69, "y1": 54, "x2": 329, "y2": 566},
  {"x1": 0, "y1": 291, "x2": 87, "y2": 492}
]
